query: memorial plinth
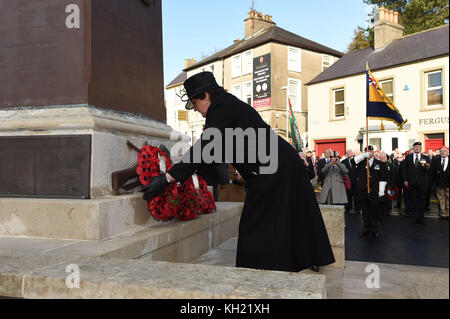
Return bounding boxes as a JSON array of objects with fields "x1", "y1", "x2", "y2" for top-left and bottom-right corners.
[
  {"x1": 0, "y1": 0, "x2": 178, "y2": 242},
  {"x1": 0, "y1": 0, "x2": 165, "y2": 122}
]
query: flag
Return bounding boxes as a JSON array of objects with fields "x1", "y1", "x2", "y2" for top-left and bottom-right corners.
[
  {"x1": 367, "y1": 66, "x2": 407, "y2": 130},
  {"x1": 288, "y1": 98, "x2": 303, "y2": 152}
]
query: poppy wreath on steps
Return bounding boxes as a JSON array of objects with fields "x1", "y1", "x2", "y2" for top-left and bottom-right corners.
[
  {"x1": 136, "y1": 145, "x2": 216, "y2": 221},
  {"x1": 137, "y1": 145, "x2": 179, "y2": 221},
  {"x1": 176, "y1": 175, "x2": 216, "y2": 221}
]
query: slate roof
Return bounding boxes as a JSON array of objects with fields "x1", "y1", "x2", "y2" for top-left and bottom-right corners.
[
  {"x1": 308, "y1": 24, "x2": 449, "y2": 85},
  {"x1": 166, "y1": 71, "x2": 187, "y2": 89},
  {"x1": 184, "y1": 26, "x2": 344, "y2": 71}
]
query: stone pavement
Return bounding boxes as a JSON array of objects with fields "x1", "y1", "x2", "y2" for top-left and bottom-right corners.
[{"x1": 191, "y1": 237, "x2": 449, "y2": 299}]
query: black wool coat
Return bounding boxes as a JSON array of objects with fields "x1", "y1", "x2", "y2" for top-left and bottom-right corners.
[
  {"x1": 402, "y1": 153, "x2": 431, "y2": 191},
  {"x1": 350, "y1": 157, "x2": 388, "y2": 200},
  {"x1": 168, "y1": 92, "x2": 335, "y2": 272},
  {"x1": 432, "y1": 155, "x2": 449, "y2": 188}
]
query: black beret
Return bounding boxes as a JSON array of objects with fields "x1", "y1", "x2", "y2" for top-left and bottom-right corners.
[{"x1": 413, "y1": 142, "x2": 422, "y2": 146}]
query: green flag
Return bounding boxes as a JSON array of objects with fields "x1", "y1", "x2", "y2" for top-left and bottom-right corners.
[{"x1": 288, "y1": 98, "x2": 303, "y2": 152}]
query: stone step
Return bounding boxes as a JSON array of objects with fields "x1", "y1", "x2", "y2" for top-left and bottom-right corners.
[
  {"x1": 0, "y1": 250, "x2": 326, "y2": 299},
  {"x1": 0, "y1": 202, "x2": 243, "y2": 264}
]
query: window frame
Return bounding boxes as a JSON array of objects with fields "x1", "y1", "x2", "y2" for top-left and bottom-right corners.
[
  {"x1": 287, "y1": 78, "x2": 302, "y2": 113},
  {"x1": 231, "y1": 83, "x2": 242, "y2": 100},
  {"x1": 420, "y1": 66, "x2": 446, "y2": 112},
  {"x1": 288, "y1": 46, "x2": 302, "y2": 73},
  {"x1": 322, "y1": 54, "x2": 333, "y2": 72},
  {"x1": 329, "y1": 86, "x2": 346, "y2": 121},
  {"x1": 379, "y1": 78, "x2": 394, "y2": 103},
  {"x1": 242, "y1": 50, "x2": 253, "y2": 75},
  {"x1": 243, "y1": 80, "x2": 253, "y2": 105},
  {"x1": 231, "y1": 54, "x2": 242, "y2": 78},
  {"x1": 425, "y1": 70, "x2": 443, "y2": 109}
]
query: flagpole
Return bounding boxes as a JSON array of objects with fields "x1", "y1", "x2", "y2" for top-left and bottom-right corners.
[
  {"x1": 366, "y1": 62, "x2": 370, "y2": 194},
  {"x1": 366, "y1": 117, "x2": 370, "y2": 194}
]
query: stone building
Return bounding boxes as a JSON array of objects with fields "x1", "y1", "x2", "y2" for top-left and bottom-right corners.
[
  {"x1": 307, "y1": 8, "x2": 449, "y2": 155},
  {"x1": 165, "y1": 10, "x2": 343, "y2": 144}
]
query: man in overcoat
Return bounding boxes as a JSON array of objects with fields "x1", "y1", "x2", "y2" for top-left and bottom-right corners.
[
  {"x1": 402, "y1": 142, "x2": 431, "y2": 225},
  {"x1": 342, "y1": 150, "x2": 359, "y2": 213},
  {"x1": 142, "y1": 72, "x2": 335, "y2": 272}
]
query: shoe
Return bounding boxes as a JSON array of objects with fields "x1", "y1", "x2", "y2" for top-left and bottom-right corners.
[
  {"x1": 310, "y1": 266, "x2": 320, "y2": 272},
  {"x1": 372, "y1": 232, "x2": 380, "y2": 239}
]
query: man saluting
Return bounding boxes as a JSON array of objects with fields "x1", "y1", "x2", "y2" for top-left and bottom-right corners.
[{"x1": 351, "y1": 145, "x2": 388, "y2": 239}]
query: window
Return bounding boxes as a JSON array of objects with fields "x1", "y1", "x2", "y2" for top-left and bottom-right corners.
[
  {"x1": 242, "y1": 50, "x2": 253, "y2": 75},
  {"x1": 288, "y1": 79, "x2": 301, "y2": 112},
  {"x1": 333, "y1": 88, "x2": 345, "y2": 119},
  {"x1": 392, "y1": 137, "x2": 398, "y2": 151},
  {"x1": 322, "y1": 55, "x2": 334, "y2": 71},
  {"x1": 243, "y1": 81, "x2": 253, "y2": 105},
  {"x1": 210, "y1": 64, "x2": 215, "y2": 75},
  {"x1": 232, "y1": 54, "x2": 242, "y2": 78},
  {"x1": 288, "y1": 47, "x2": 301, "y2": 72},
  {"x1": 426, "y1": 70, "x2": 443, "y2": 108},
  {"x1": 231, "y1": 83, "x2": 241, "y2": 100},
  {"x1": 380, "y1": 79, "x2": 394, "y2": 103}
]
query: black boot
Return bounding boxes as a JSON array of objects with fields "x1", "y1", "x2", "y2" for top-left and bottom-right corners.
[{"x1": 310, "y1": 265, "x2": 320, "y2": 272}]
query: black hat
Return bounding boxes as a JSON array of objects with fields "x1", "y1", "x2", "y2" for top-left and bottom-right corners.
[
  {"x1": 365, "y1": 145, "x2": 374, "y2": 151},
  {"x1": 413, "y1": 142, "x2": 422, "y2": 146},
  {"x1": 181, "y1": 72, "x2": 219, "y2": 110}
]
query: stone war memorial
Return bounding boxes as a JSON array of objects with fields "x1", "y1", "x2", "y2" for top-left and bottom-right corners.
[{"x1": 0, "y1": 0, "x2": 345, "y2": 300}]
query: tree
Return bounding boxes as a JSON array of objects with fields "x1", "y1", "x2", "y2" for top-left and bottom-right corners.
[
  {"x1": 363, "y1": 0, "x2": 449, "y2": 35},
  {"x1": 347, "y1": 27, "x2": 374, "y2": 52},
  {"x1": 348, "y1": 0, "x2": 448, "y2": 52}
]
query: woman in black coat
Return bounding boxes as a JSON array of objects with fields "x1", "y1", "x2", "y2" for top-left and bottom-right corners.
[{"x1": 143, "y1": 72, "x2": 334, "y2": 272}]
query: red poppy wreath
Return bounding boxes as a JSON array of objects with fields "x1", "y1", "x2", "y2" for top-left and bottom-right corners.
[{"x1": 137, "y1": 145, "x2": 216, "y2": 221}]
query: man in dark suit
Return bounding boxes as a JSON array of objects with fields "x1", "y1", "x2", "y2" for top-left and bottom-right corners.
[
  {"x1": 392, "y1": 152, "x2": 404, "y2": 209},
  {"x1": 351, "y1": 145, "x2": 388, "y2": 239},
  {"x1": 432, "y1": 147, "x2": 449, "y2": 220},
  {"x1": 402, "y1": 142, "x2": 431, "y2": 225},
  {"x1": 379, "y1": 152, "x2": 393, "y2": 217},
  {"x1": 342, "y1": 149, "x2": 359, "y2": 214},
  {"x1": 317, "y1": 149, "x2": 332, "y2": 187}
]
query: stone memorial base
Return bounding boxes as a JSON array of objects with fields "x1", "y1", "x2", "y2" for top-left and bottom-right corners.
[{"x1": 0, "y1": 105, "x2": 185, "y2": 241}]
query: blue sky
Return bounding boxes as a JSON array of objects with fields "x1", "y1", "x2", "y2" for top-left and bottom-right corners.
[{"x1": 162, "y1": 0, "x2": 372, "y2": 87}]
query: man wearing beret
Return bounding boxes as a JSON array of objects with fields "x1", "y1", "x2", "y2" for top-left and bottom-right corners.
[
  {"x1": 142, "y1": 72, "x2": 335, "y2": 272},
  {"x1": 402, "y1": 142, "x2": 432, "y2": 225},
  {"x1": 351, "y1": 145, "x2": 388, "y2": 239}
]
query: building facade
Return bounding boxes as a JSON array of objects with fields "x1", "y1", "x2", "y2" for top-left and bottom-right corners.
[
  {"x1": 166, "y1": 10, "x2": 343, "y2": 145},
  {"x1": 307, "y1": 8, "x2": 449, "y2": 155}
]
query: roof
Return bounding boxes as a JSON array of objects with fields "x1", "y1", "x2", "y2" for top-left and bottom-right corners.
[
  {"x1": 166, "y1": 71, "x2": 187, "y2": 89},
  {"x1": 185, "y1": 26, "x2": 344, "y2": 71},
  {"x1": 308, "y1": 24, "x2": 449, "y2": 85}
]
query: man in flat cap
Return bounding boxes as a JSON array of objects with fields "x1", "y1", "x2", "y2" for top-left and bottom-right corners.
[
  {"x1": 142, "y1": 72, "x2": 335, "y2": 272},
  {"x1": 351, "y1": 145, "x2": 388, "y2": 239},
  {"x1": 402, "y1": 142, "x2": 431, "y2": 224}
]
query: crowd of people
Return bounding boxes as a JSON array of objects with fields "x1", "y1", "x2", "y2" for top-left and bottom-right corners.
[{"x1": 300, "y1": 143, "x2": 449, "y2": 239}]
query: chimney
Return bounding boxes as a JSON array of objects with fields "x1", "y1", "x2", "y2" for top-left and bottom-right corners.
[
  {"x1": 244, "y1": 10, "x2": 276, "y2": 38},
  {"x1": 184, "y1": 58, "x2": 197, "y2": 69},
  {"x1": 374, "y1": 7, "x2": 404, "y2": 50}
]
